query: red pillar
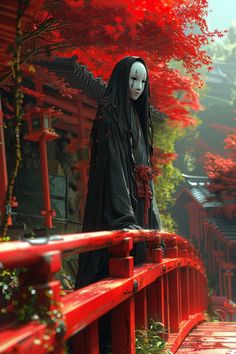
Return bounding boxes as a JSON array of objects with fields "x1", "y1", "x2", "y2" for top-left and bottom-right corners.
[
  {"x1": 165, "y1": 237, "x2": 180, "y2": 333},
  {"x1": 203, "y1": 221, "x2": 208, "y2": 260},
  {"x1": 72, "y1": 321, "x2": 99, "y2": 354},
  {"x1": 112, "y1": 297, "x2": 135, "y2": 354},
  {"x1": 39, "y1": 137, "x2": 55, "y2": 229},
  {"x1": 33, "y1": 80, "x2": 57, "y2": 229},
  {"x1": 146, "y1": 235, "x2": 165, "y2": 325},
  {"x1": 180, "y1": 267, "x2": 190, "y2": 321},
  {"x1": 0, "y1": 103, "x2": 8, "y2": 224},
  {"x1": 189, "y1": 268, "x2": 196, "y2": 315},
  {"x1": 196, "y1": 272, "x2": 201, "y2": 312},
  {"x1": 163, "y1": 274, "x2": 170, "y2": 334},
  {"x1": 179, "y1": 240, "x2": 189, "y2": 321},
  {"x1": 135, "y1": 287, "x2": 148, "y2": 329},
  {"x1": 208, "y1": 227, "x2": 212, "y2": 274},
  {"x1": 219, "y1": 263, "x2": 223, "y2": 296},
  {"x1": 147, "y1": 277, "x2": 165, "y2": 325},
  {"x1": 109, "y1": 237, "x2": 135, "y2": 354},
  {"x1": 168, "y1": 269, "x2": 180, "y2": 332},
  {"x1": 225, "y1": 268, "x2": 233, "y2": 300}
]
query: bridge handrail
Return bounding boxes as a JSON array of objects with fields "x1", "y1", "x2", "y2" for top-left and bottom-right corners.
[
  {"x1": 0, "y1": 230, "x2": 208, "y2": 354},
  {"x1": 0, "y1": 230, "x2": 198, "y2": 269}
]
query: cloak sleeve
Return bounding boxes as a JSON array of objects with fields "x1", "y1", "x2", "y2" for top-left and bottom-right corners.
[{"x1": 82, "y1": 106, "x2": 140, "y2": 232}]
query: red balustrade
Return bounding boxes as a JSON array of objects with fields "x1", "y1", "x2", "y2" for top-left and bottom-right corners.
[{"x1": 0, "y1": 230, "x2": 208, "y2": 353}]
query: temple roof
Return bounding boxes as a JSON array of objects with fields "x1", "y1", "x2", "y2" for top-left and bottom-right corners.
[
  {"x1": 42, "y1": 56, "x2": 106, "y2": 102},
  {"x1": 183, "y1": 174, "x2": 236, "y2": 209},
  {"x1": 206, "y1": 217, "x2": 236, "y2": 242},
  {"x1": 178, "y1": 174, "x2": 222, "y2": 208},
  {"x1": 40, "y1": 56, "x2": 165, "y2": 122},
  {"x1": 176, "y1": 175, "x2": 236, "y2": 244},
  {"x1": 190, "y1": 186, "x2": 222, "y2": 208}
]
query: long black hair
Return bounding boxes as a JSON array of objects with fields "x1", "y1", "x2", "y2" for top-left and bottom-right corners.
[{"x1": 102, "y1": 56, "x2": 153, "y2": 150}]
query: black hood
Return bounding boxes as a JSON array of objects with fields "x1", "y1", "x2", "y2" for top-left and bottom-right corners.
[{"x1": 102, "y1": 56, "x2": 152, "y2": 149}]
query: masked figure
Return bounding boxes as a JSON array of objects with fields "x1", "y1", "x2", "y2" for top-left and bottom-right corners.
[{"x1": 75, "y1": 56, "x2": 162, "y2": 289}]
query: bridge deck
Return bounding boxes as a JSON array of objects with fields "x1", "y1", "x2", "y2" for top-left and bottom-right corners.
[{"x1": 176, "y1": 322, "x2": 236, "y2": 353}]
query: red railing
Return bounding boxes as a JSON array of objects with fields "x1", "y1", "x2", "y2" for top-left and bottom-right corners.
[
  {"x1": 0, "y1": 230, "x2": 208, "y2": 353},
  {"x1": 210, "y1": 296, "x2": 236, "y2": 321}
]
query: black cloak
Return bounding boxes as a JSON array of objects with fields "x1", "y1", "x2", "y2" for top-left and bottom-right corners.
[{"x1": 75, "y1": 57, "x2": 162, "y2": 289}]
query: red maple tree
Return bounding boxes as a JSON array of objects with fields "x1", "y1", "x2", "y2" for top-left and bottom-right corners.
[
  {"x1": 6, "y1": 0, "x2": 220, "y2": 126},
  {"x1": 42, "y1": 0, "x2": 223, "y2": 126},
  {"x1": 204, "y1": 120, "x2": 236, "y2": 218},
  {"x1": 37, "y1": 0, "x2": 223, "y2": 186},
  {"x1": 1, "y1": 0, "x2": 224, "y2": 234},
  {"x1": 6, "y1": 0, "x2": 222, "y2": 126},
  {"x1": 1, "y1": 0, "x2": 224, "y2": 131}
]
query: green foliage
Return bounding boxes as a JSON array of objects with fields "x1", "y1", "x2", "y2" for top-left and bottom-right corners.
[
  {"x1": 153, "y1": 120, "x2": 184, "y2": 231},
  {"x1": 205, "y1": 288, "x2": 220, "y2": 322},
  {"x1": 136, "y1": 320, "x2": 172, "y2": 354},
  {"x1": 154, "y1": 163, "x2": 183, "y2": 211},
  {"x1": 183, "y1": 152, "x2": 197, "y2": 173},
  {"x1": 176, "y1": 117, "x2": 201, "y2": 173},
  {"x1": 154, "y1": 120, "x2": 185, "y2": 153},
  {"x1": 0, "y1": 236, "x2": 11, "y2": 242},
  {"x1": 206, "y1": 302, "x2": 221, "y2": 322},
  {"x1": 158, "y1": 212, "x2": 178, "y2": 233},
  {"x1": 0, "y1": 269, "x2": 18, "y2": 305}
]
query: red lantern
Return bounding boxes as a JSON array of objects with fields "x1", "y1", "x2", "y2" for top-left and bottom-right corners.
[
  {"x1": 24, "y1": 107, "x2": 59, "y2": 229},
  {"x1": 24, "y1": 107, "x2": 59, "y2": 142}
]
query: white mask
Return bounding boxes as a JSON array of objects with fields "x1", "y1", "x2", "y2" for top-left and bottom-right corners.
[{"x1": 128, "y1": 61, "x2": 147, "y2": 101}]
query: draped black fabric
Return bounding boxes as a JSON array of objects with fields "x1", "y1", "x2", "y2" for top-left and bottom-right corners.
[{"x1": 75, "y1": 57, "x2": 161, "y2": 289}]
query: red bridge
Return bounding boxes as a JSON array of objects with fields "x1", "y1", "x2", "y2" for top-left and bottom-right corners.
[
  {"x1": 0, "y1": 1, "x2": 235, "y2": 353},
  {"x1": 0, "y1": 229, "x2": 235, "y2": 353}
]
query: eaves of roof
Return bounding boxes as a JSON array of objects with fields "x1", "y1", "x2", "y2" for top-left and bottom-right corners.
[
  {"x1": 42, "y1": 56, "x2": 106, "y2": 102},
  {"x1": 39, "y1": 56, "x2": 165, "y2": 122},
  {"x1": 180, "y1": 174, "x2": 218, "y2": 207},
  {"x1": 206, "y1": 217, "x2": 236, "y2": 242},
  {"x1": 190, "y1": 187, "x2": 222, "y2": 208},
  {"x1": 181, "y1": 174, "x2": 222, "y2": 207}
]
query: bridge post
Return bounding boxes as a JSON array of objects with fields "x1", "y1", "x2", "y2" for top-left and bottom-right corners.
[
  {"x1": 179, "y1": 241, "x2": 190, "y2": 321},
  {"x1": 165, "y1": 237, "x2": 180, "y2": 333},
  {"x1": 147, "y1": 278, "x2": 165, "y2": 326},
  {"x1": 197, "y1": 271, "x2": 202, "y2": 313},
  {"x1": 188, "y1": 245, "x2": 197, "y2": 315},
  {"x1": 204, "y1": 274, "x2": 208, "y2": 312},
  {"x1": 71, "y1": 321, "x2": 99, "y2": 354},
  {"x1": 195, "y1": 251, "x2": 205, "y2": 314},
  {"x1": 135, "y1": 287, "x2": 148, "y2": 329},
  {"x1": 109, "y1": 237, "x2": 135, "y2": 354},
  {"x1": 146, "y1": 235, "x2": 165, "y2": 328},
  {"x1": 200, "y1": 272, "x2": 208, "y2": 313},
  {"x1": 180, "y1": 267, "x2": 190, "y2": 320},
  {"x1": 146, "y1": 234, "x2": 162, "y2": 263},
  {"x1": 189, "y1": 268, "x2": 197, "y2": 315},
  {"x1": 163, "y1": 273, "x2": 170, "y2": 334}
]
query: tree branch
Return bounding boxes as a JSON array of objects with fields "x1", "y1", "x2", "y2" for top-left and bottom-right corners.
[{"x1": 0, "y1": 40, "x2": 70, "y2": 86}]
